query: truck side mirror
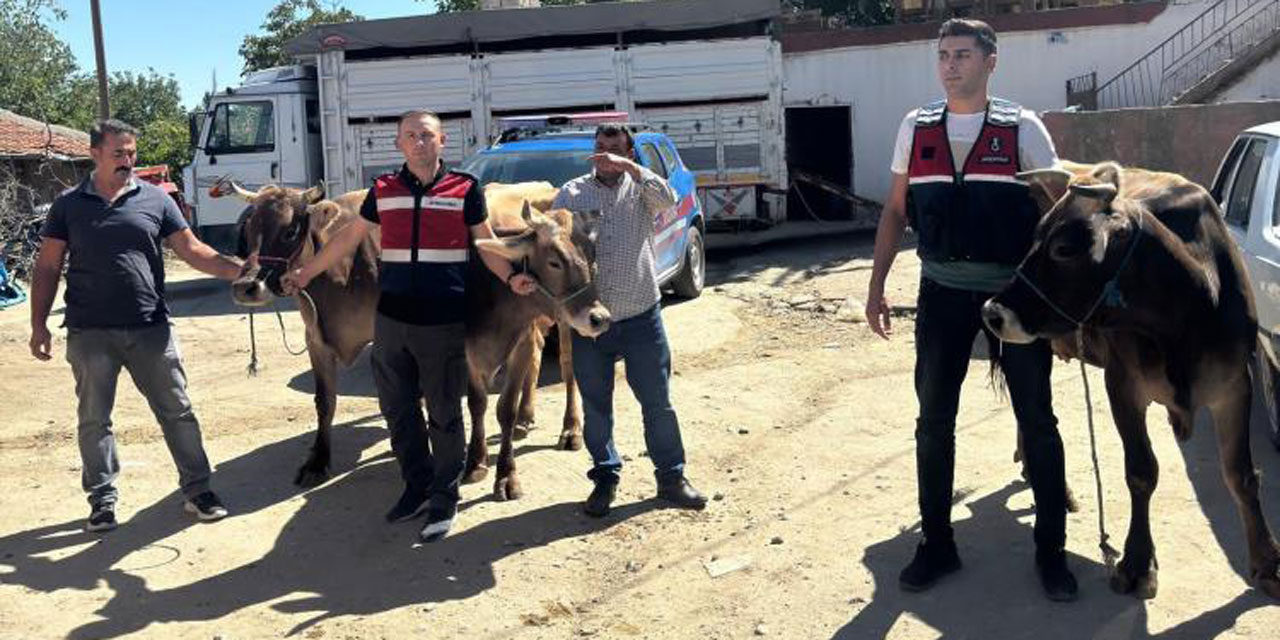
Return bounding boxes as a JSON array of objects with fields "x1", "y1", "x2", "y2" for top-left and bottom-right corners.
[{"x1": 188, "y1": 111, "x2": 205, "y2": 149}]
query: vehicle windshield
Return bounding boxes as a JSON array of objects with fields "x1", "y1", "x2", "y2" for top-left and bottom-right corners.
[{"x1": 462, "y1": 150, "x2": 594, "y2": 187}]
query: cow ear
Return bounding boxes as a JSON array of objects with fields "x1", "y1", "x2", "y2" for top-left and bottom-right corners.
[
  {"x1": 476, "y1": 232, "x2": 533, "y2": 262},
  {"x1": 304, "y1": 201, "x2": 355, "y2": 285},
  {"x1": 520, "y1": 200, "x2": 535, "y2": 225},
  {"x1": 1018, "y1": 167, "x2": 1073, "y2": 216},
  {"x1": 301, "y1": 183, "x2": 325, "y2": 204}
]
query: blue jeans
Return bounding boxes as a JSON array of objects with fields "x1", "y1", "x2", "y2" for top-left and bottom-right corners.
[
  {"x1": 571, "y1": 305, "x2": 686, "y2": 485},
  {"x1": 65, "y1": 323, "x2": 213, "y2": 508},
  {"x1": 914, "y1": 277, "x2": 1067, "y2": 551}
]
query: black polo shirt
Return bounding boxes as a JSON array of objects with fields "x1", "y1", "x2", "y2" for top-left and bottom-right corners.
[{"x1": 41, "y1": 176, "x2": 188, "y2": 329}]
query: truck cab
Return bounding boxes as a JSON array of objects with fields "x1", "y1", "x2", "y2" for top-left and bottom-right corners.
[
  {"x1": 463, "y1": 113, "x2": 706, "y2": 298},
  {"x1": 183, "y1": 65, "x2": 322, "y2": 250}
]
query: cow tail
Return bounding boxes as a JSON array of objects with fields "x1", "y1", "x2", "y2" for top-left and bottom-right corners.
[{"x1": 985, "y1": 331, "x2": 1009, "y2": 400}]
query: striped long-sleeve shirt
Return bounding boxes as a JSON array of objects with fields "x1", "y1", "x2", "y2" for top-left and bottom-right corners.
[{"x1": 553, "y1": 167, "x2": 678, "y2": 321}]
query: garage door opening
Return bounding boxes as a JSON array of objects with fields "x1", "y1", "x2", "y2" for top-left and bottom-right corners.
[{"x1": 785, "y1": 105, "x2": 853, "y2": 222}]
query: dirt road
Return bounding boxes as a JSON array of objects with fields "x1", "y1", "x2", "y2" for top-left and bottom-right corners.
[{"x1": 2, "y1": 233, "x2": 1278, "y2": 639}]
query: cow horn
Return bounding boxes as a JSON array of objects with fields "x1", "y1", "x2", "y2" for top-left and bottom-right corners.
[
  {"x1": 301, "y1": 183, "x2": 325, "y2": 204},
  {"x1": 228, "y1": 180, "x2": 261, "y2": 202},
  {"x1": 1069, "y1": 182, "x2": 1119, "y2": 203}
]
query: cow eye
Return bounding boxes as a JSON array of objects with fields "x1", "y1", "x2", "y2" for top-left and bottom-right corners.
[
  {"x1": 547, "y1": 259, "x2": 564, "y2": 270},
  {"x1": 1049, "y1": 240, "x2": 1085, "y2": 261}
]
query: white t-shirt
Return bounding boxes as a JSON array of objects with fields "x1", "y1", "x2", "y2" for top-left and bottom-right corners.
[{"x1": 889, "y1": 107, "x2": 1058, "y2": 176}]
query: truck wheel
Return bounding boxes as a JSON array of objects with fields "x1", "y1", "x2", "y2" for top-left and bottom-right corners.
[
  {"x1": 670, "y1": 226, "x2": 705, "y2": 299},
  {"x1": 1254, "y1": 347, "x2": 1280, "y2": 451}
]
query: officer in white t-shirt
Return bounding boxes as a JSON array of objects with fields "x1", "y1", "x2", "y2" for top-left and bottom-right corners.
[{"x1": 863, "y1": 18, "x2": 1077, "y2": 601}]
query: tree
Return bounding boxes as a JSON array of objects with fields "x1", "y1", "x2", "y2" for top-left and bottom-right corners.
[
  {"x1": 784, "y1": 0, "x2": 895, "y2": 27},
  {"x1": 429, "y1": 0, "x2": 588, "y2": 12},
  {"x1": 109, "y1": 69, "x2": 185, "y2": 130},
  {"x1": 0, "y1": 0, "x2": 96, "y2": 129},
  {"x1": 240, "y1": 0, "x2": 363, "y2": 75},
  {"x1": 106, "y1": 70, "x2": 190, "y2": 178}
]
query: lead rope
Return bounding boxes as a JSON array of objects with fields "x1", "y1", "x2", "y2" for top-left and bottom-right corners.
[
  {"x1": 245, "y1": 289, "x2": 315, "y2": 376},
  {"x1": 1077, "y1": 326, "x2": 1121, "y2": 569}
]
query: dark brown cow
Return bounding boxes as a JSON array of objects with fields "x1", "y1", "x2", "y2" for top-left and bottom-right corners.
[
  {"x1": 224, "y1": 181, "x2": 609, "y2": 500},
  {"x1": 982, "y1": 161, "x2": 1280, "y2": 599}
]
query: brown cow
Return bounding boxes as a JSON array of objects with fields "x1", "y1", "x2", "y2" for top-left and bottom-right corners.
[
  {"x1": 225, "y1": 181, "x2": 609, "y2": 500},
  {"x1": 982, "y1": 161, "x2": 1280, "y2": 599}
]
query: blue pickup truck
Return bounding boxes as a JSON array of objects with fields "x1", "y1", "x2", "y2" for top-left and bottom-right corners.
[{"x1": 462, "y1": 113, "x2": 706, "y2": 298}]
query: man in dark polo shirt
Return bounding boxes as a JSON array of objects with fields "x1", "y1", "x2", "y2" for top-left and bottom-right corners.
[
  {"x1": 282, "y1": 109, "x2": 535, "y2": 543},
  {"x1": 28, "y1": 119, "x2": 244, "y2": 532}
]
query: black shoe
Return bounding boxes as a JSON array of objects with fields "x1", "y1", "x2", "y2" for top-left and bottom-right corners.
[
  {"x1": 184, "y1": 492, "x2": 228, "y2": 522},
  {"x1": 385, "y1": 486, "x2": 430, "y2": 524},
  {"x1": 1036, "y1": 549, "x2": 1079, "y2": 602},
  {"x1": 86, "y1": 504, "x2": 117, "y2": 532},
  {"x1": 899, "y1": 538, "x2": 962, "y2": 592},
  {"x1": 657, "y1": 477, "x2": 707, "y2": 510},
  {"x1": 419, "y1": 504, "x2": 457, "y2": 543},
  {"x1": 583, "y1": 480, "x2": 617, "y2": 518}
]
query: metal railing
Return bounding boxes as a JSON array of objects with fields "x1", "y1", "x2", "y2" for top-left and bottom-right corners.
[
  {"x1": 1092, "y1": 0, "x2": 1280, "y2": 109},
  {"x1": 1066, "y1": 71, "x2": 1099, "y2": 110}
]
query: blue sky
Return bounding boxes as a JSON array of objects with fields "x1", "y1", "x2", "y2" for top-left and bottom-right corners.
[{"x1": 51, "y1": 1, "x2": 440, "y2": 108}]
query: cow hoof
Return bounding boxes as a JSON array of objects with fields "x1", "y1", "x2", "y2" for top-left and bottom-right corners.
[
  {"x1": 294, "y1": 465, "x2": 329, "y2": 488},
  {"x1": 463, "y1": 465, "x2": 490, "y2": 484},
  {"x1": 557, "y1": 432, "x2": 584, "y2": 451},
  {"x1": 1254, "y1": 561, "x2": 1280, "y2": 599},
  {"x1": 1110, "y1": 566, "x2": 1158, "y2": 599},
  {"x1": 513, "y1": 422, "x2": 534, "y2": 441},
  {"x1": 494, "y1": 477, "x2": 523, "y2": 501}
]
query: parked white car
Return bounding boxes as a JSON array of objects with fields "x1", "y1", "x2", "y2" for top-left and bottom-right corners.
[{"x1": 1212, "y1": 120, "x2": 1280, "y2": 450}]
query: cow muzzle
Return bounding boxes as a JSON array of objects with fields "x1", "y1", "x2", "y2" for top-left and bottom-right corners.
[
  {"x1": 982, "y1": 300, "x2": 1036, "y2": 345},
  {"x1": 231, "y1": 266, "x2": 274, "y2": 307},
  {"x1": 568, "y1": 303, "x2": 612, "y2": 339}
]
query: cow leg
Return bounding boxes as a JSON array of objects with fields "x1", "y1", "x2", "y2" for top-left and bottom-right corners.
[
  {"x1": 513, "y1": 325, "x2": 545, "y2": 441},
  {"x1": 494, "y1": 332, "x2": 538, "y2": 501},
  {"x1": 557, "y1": 322, "x2": 584, "y2": 451},
  {"x1": 296, "y1": 346, "x2": 339, "y2": 487},
  {"x1": 1210, "y1": 368, "x2": 1280, "y2": 599},
  {"x1": 1105, "y1": 367, "x2": 1160, "y2": 599},
  {"x1": 463, "y1": 371, "x2": 490, "y2": 484}
]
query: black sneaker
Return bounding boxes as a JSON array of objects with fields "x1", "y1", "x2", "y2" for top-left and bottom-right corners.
[
  {"x1": 184, "y1": 491, "x2": 228, "y2": 522},
  {"x1": 86, "y1": 504, "x2": 117, "y2": 532},
  {"x1": 583, "y1": 480, "x2": 617, "y2": 518},
  {"x1": 1036, "y1": 549, "x2": 1079, "y2": 602},
  {"x1": 899, "y1": 538, "x2": 962, "y2": 592},
  {"x1": 419, "y1": 505, "x2": 457, "y2": 543},
  {"x1": 657, "y1": 477, "x2": 707, "y2": 510},
  {"x1": 385, "y1": 486, "x2": 430, "y2": 523}
]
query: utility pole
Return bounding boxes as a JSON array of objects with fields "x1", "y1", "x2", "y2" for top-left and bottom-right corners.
[{"x1": 90, "y1": 0, "x2": 110, "y2": 120}]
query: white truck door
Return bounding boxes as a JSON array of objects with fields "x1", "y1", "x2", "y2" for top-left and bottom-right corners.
[
  {"x1": 1221, "y1": 136, "x2": 1280, "y2": 337},
  {"x1": 194, "y1": 98, "x2": 283, "y2": 228}
]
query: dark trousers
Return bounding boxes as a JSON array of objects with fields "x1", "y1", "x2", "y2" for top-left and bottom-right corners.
[
  {"x1": 371, "y1": 314, "x2": 468, "y2": 507},
  {"x1": 571, "y1": 304, "x2": 687, "y2": 485},
  {"x1": 914, "y1": 277, "x2": 1067, "y2": 552}
]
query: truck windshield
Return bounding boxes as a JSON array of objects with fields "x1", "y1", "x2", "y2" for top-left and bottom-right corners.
[{"x1": 463, "y1": 150, "x2": 593, "y2": 187}]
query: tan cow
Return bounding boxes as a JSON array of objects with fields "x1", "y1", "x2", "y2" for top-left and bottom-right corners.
[{"x1": 225, "y1": 181, "x2": 609, "y2": 500}]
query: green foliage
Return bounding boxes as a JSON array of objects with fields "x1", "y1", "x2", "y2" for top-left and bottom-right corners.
[
  {"x1": 240, "y1": 0, "x2": 363, "y2": 74},
  {"x1": 0, "y1": 0, "x2": 95, "y2": 128},
  {"x1": 784, "y1": 0, "x2": 895, "y2": 27}
]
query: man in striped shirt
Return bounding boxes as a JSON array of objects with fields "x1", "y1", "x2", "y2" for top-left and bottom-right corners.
[
  {"x1": 284, "y1": 110, "x2": 535, "y2": 543},
  {"x1": 553, "y1": 124, "x2": 708, "y2": 517}
]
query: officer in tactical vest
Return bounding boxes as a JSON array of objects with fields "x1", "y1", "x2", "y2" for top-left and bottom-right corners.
[{"x1": 864, "y1": 19, "x2": 1077, "y2": 601}]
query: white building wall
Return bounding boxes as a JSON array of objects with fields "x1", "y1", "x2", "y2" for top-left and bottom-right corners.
[{"x1": 782, "y1": 0, "x2": 1212, "y2": 203}]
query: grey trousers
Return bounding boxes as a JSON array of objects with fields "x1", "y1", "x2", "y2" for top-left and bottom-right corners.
[
  {"x1": 66, "y1": 322, "x2": 213, "y2": 508},
  {"x1": 370, "y1": 314, "x2": 468, "y2": 507}
]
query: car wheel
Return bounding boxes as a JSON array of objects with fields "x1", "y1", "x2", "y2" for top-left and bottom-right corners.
[
  {"x1": 670, "y1": 226, "x2": 704, "y2": 299},
  {"x1": 1253, "y1": 347, "x2": 1280, "y2": 451}
]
